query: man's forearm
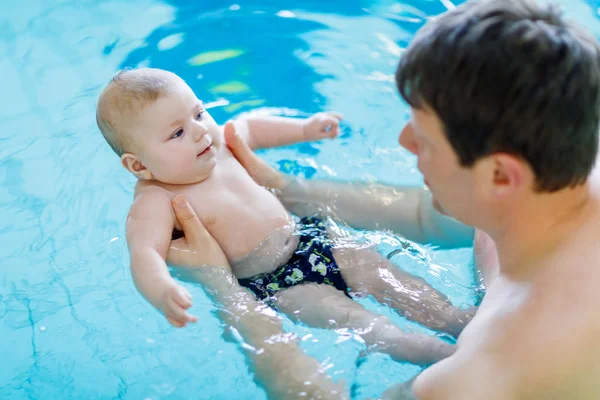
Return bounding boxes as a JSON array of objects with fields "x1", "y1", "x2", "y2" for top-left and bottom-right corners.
[
  {"x1": 191, "y1": 267, "x2": 346, "y2": 400},
  {"x1": 194, "y1": 268, "x2": 287, "y2": 345},
  {"x1": 381, "y1": 376, "x2": 419, "y2": 400},
  {"x1": 277, "y1": 177, "x2": 474, "y2": 249}
]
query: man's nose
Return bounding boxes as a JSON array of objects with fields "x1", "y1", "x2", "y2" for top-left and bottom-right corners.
[
  {"x1": 193, "y1": 121, "x2": 208, "y2": 142},
  {"x1": 399, "y1": 123, "x2": 418, "y2": 155}
]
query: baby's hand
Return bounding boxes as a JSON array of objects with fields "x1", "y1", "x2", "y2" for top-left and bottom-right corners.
[
  {"x1": 302, "y1": 111, "x2": 343, "y2": 141},
  {"x1": 160, "y1": 284, "x2": 198, "y2": 328}
]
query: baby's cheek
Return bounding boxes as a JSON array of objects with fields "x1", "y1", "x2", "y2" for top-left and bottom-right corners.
[
  {"x1": 171, "y1": 152, "x2": 193, "y2": 169},
  {"x1": 159, "y1": 155, "x2": 190, "y2": 179}
]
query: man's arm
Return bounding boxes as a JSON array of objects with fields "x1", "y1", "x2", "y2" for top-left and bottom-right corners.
[
  {"x1": 224, "y1": 127, "x2": 473, "y2": 249},
  {"x1": 380, "y1": 376, "x2": 419, "y2": 400},
  {"x1": 278, "y1": 177, "x2": 474, "y2": 249},
  {"x1": 408, "y1": 350, "x2": 513, "y2": 400},
  {"x1": 191, "y1": 267, "x2": 346, "y2": 399},
  {"x1": 167, "y1": 196, "x2": 347, "y2": 400}
]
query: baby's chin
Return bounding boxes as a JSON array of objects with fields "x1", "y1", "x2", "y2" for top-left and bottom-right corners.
[{"x1": 159, "y1": 165, "x2": 217, "y2": 185}]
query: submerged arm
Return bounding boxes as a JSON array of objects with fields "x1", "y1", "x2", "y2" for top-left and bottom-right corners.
[
  {"x1": 225, "y1": 128, "x2": 473, "y2": 249},
  {"x1": 193, "y1": 267, "x2": 346, "y2": 399},
  {"x1": 279, "y1": 177, "x2": 474, "y2": 249},
  {"x1": 167, "y1": 196, "x2": 346, "y2": 399}
]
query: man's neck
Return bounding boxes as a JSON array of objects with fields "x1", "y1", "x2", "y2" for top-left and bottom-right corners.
[{"x1": 489, "y1": 183, "x2": 595, "y2": 280}]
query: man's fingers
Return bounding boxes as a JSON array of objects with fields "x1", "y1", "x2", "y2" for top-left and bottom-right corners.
[
  {"x1": 225, "y1": 122, "x2": 285, "y2": 189},
  {"x1": 223, "y1": 119, "x2": 237, "y2": 140},
  {"x1": 225, "y1": 120, "x2": 259, "y2": 169},
  {"x1": 172, "y1": 195, "x2": 207, "y2": 245}
]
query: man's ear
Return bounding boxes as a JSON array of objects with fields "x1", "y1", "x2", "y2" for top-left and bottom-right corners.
[
  {"x1": 121, "y1": 153, "x2": 153, "y2": 180},
  {"x1": 474, "y1": 153, "x2": 533, "y2": 201},
  {"x1": 489, "y1": 153, "x2": 531, "y2": 198}
]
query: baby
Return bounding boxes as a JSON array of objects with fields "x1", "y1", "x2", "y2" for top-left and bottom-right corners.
[{"x1": 96, "y1": 68, "x2": 470, "y2": 366}]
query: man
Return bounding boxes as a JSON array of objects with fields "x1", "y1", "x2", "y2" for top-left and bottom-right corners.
[{"x1": 168, "y1": 0, "x2": 600, "y2": 398}]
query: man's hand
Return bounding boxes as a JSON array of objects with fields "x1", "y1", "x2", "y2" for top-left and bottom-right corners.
[
  {"x1": 160, "y1": 283, "x2": 198, "y2": 328},
  {"x1": 224, "y1": 121, "x2": 287, "y2": 190},
  {"x1": 166, "y1": 195, "x2": 230, "y2": 270},
  {"x1": 302, "y1": 111, "x2": 343, "y2": 140}
]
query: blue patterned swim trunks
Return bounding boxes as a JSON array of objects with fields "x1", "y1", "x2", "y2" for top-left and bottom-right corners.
[{"x1": 238, "y1": 216, "x2": 350, "y2": 303}]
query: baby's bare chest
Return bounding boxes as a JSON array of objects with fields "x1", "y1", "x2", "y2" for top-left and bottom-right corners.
[{"x1": 173, "y1": 172, "x2": 290, "y2": 259}]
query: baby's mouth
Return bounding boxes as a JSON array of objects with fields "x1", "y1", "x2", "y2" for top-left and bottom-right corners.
[{"x1": 197, "y1": 144, "x2": 212, "y2": 157}]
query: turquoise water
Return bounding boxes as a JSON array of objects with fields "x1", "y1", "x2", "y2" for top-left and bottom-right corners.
[{"x1": 2, "y1": 0, "x2": 600, "y2": 399}]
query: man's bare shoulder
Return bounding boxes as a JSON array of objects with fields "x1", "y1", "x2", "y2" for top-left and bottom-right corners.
[
  {"x1": 481, "y1": 276, "x2": 600, "y2": 399},
  {"x1": 504, "y1": 313, "x2": 600, "y2": 399},
  {"x1": 415, "y1": 302, "x2": 600, "y2": 399},
  {"x1": 412, "y1": 346, "x2": 518, "y2": 400}
]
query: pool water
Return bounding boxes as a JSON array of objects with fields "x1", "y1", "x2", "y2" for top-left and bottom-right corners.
[{"x1": 2, "y1": 0, "x2": 600, "y2": 399}]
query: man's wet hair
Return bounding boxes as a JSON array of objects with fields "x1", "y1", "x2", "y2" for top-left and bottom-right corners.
[{"x1": 396, "y1": 0, "x2": 600, "y2": 192}]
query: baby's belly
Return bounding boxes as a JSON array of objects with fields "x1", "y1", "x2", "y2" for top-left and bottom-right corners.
[{"x1": 228, "y1": 219, "x2": 301, "y2": 279}]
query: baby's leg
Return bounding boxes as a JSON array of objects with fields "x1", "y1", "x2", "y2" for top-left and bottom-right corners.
[
  {"x1": 273, "y1": 283, "x2": 455, "y2": 366},
  {"x1": 327, "y1": 227, "x2": 475, "y2": 337}
]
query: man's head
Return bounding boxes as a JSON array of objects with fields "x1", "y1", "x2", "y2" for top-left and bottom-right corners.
[
  {"x1": 396, "y1": 0, "x2": 600, "y2": 225},
  {"x1": 96, "y1": 68, "x2": 221, "y2": 184}
]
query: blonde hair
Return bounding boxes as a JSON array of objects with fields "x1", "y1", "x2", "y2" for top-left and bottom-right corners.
[{"x1": 95, "y1": 68, "x2": 180, "y2": 156}]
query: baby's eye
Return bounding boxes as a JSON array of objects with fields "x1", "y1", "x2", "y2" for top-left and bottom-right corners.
[
  {"x1": 196, "y1": 110, "x2": 204, "y2": 120},
  {"x1": 171, "y1": 129, "x2": 184, "y2": 139}
]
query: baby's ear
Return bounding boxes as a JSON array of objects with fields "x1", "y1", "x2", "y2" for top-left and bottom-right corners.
[{"x1": 121, "y1": 153, "x2": 152, "y2": 180}]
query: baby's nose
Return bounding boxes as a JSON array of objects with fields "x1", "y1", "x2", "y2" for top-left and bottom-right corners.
[{"x1": 193, "y1": 121, "x2": 208, "y2": 141}]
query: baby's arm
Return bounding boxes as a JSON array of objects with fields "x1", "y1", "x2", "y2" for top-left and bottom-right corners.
[
  {"x1": 126, "y1": 188, "x2": 197, "y2": 327},
  {"x1": 233, "y1": 112, "x2": 343, "y2": 150}
]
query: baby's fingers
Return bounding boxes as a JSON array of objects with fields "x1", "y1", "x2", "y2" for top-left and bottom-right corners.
[
  {"x1": 166, "y1": 316, "x2": 186, "y2": 328},
  {"x1": 166, "y1": 302, "x2": 198, "y2": 326},
  {"x1": 171, "y1": 286, "x2": 193, "y2": 308},
  {"x1": 324, "y1": 111, "x2": 344, "y2": 121},
  {"x1": 322, "y1": 117, "x2": 340, "y2": 138}
]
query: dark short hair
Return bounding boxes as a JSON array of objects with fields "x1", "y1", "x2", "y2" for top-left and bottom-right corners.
[{"x1": 396, "y1": 0, "x2": 600, "y2": 192}]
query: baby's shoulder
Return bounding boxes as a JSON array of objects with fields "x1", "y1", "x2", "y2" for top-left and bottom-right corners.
[
  {"x1": 130, "y1": 182, "x2": 174, "y2": 213},
  {"x1": 133, "y1": 180, "x2": 173, "y2": 199}
]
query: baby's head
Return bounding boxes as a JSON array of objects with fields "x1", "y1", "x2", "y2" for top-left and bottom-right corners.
[{"x1": 96, "y1": 68, "x2": 221, "y2": 184}]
